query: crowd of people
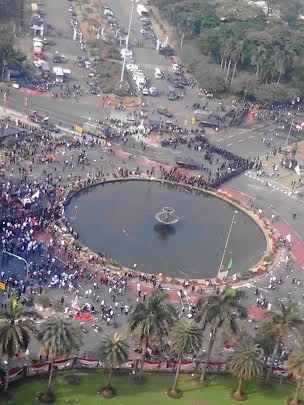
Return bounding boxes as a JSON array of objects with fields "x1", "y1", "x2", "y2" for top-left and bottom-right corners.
[
  {"x1": 0, "y1": 94, "x2": 300, "y2": 354},
  {"x1": 0, "y1": 120, "x2": 206, "y2": 329},
  {"x1": 159, "y1": 133, "x2": 263, "y2": 187}
]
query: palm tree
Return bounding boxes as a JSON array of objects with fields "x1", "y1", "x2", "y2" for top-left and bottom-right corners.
[
  {"x1": 287, "y1": 348, "x2": 304, "y2": 405},
  {"x1": 168, "y1": 318, "x2": 202, "y2": 398},
  {"x1": 273, "y1": 46, "x2": 296, "y2": 84},
  {"x1": 195, "y1": 286, "x2": 247, "y2": 384},
  {"x1": 255, "y1": 322, "x2": 276, "y2": 370},
  {"x1": 264, "y1": 302, "x2": 304, "y2": 385},
  {"x1": 36, "y1": 314, "x2": 81, "y2": 390},
  {"x1": 251, "y1": 45, "x2": 267, "y2": 77},
  {"x1": 220, "y1": 42, "x2": 230, "y2": 70},
  {"x1": 99, "y1": 332, "x2": 129, "y2": 397},
  {"x1": 226, "y1": 338, "x2": 263, "y2": 401},
  {"x1": 273, "y1": 47, "x2": 286, "y2": 84},
  {"x1": 129, "y1": 290, "x2": 176, "y2": 381},
  {"x1": 230, "y1": 41, "x2": 244, "y2": 85},
  {"x1": 223, "y1": 38, "x2": 235, "y2": 85},
  {"x1": 0, "y1": 295, "x2": 41, "y2": 392}
]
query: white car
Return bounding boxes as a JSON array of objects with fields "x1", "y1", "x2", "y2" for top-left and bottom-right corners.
[
  {"x1": 154, "y1": 67, "x2": 163, "y2": 79},
  {"x1": 127, "y1": 64, "x2": 139, "y2": 71},
  {"x1": 33, "y1": 59, "x2": 43, "y2": 67},
  {"x1": 104, "y1": 9, "x2": 114, "y2": 16},
  {"x1": 120, "y1": 49, "x2": 133, "y2": 56},
  {"x1": 142, "y1": 87, "x2": 149, "y2": 95},
  {"x1": 132, "y1": 69, "x2": 144, "y2": 75},
  {"x1": 133, "y1": 74, "x2": 145, "y2": 81}
]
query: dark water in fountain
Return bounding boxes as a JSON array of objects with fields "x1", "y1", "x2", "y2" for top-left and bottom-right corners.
[{"x1": 65, "y1": 181, "x2": 266, "y2": 279}]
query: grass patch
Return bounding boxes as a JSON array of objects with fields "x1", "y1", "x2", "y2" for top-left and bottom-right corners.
[{"x1": 0, "y1": 371, "x2": 301, "y2": 405}]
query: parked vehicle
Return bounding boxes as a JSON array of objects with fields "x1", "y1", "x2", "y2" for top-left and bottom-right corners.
[
  {"x1": 159, "y1": 46, "x2": 175, "y2": 56},
  {"x1": 157, "y1": 107, "x2": 173, "y2": 117},
  {"x1": 168, "y1": 88, "x2": 177, "y2": 100},
  {"x1": 149, "y1": 86, "x2": 158, "y2": 96},
  {"x1": 137, "y1": 4, "x2": 149, "y2": 19},
  {"x1": 154, "y1": 67, "x2": 164, "y2": 79}
]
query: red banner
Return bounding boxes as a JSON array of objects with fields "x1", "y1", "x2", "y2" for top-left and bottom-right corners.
[
  {"x1": 0, "y1": 368, "x2": 23, "y2": 385},
  {"x1": 27, "y1": 363, "x2": 49, "y2": 376},
  {"x1": 77, "y1": 358, "x2": 100, "y2": 368}
]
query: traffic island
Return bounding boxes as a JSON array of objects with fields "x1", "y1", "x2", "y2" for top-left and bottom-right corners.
[{"x1": 104, "y1": 94, "x2": 142, "y2": 107}]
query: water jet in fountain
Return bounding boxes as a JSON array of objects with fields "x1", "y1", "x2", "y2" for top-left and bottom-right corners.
[{"x1": 155, "y1": 207, "x2": 179, "y2": 225}]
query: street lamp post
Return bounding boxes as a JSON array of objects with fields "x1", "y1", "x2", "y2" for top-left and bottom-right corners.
[
  {"x1": 286, "y1": 115, "x2": 294, "y2": 146},
  {"x1": 120, "y1": 0, "x2": 135, "y2": 82},
  {"x1": 217, "y1": 210, "x2": 238, "y2": 279},
  {"x1": 2, "y1": 249, "x2": 30, "y2": 282}
]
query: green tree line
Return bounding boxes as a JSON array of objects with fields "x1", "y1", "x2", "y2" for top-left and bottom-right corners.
[
  {"x1": 151, "y1": 0, "x2": 304, "y2": 102},
  {"x1": 1, "y1": 289, "x2": 304, "y2": 402}
]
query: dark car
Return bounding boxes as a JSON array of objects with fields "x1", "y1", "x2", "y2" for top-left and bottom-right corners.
[
  {"x1": 90, "y1": 86, "x2": 98, "y2": 95},
  {"x1": 53, "y1": 55, "x2": 61, "y2": 63},
  {"x1": 168, "y1": 89, "x2": 177, "y2": 101},
  {"x1": 159, "y1": 46, "x2": 175, "y2": 56},
  {"x1": 180, "y1": 77, "x2": 190, "y2": 86},
  {"x1": 157, "y1": 107, "x2": 173, "y2": 118},
  {"x1": 106, "y1": 16, "x2": 117, "y2": 25},
  {"x1": 176, "y1": 158, "x2": 200, "y2": 170},
  {"x1": 172, "y1": 79, "x2": 181, "y2": 88},
  {"x1": 78, "y1": 60, "x2": 86, "y2": 68},
  {"x1": 40, "y1": 120, "x2": 60, "y2": 133}
]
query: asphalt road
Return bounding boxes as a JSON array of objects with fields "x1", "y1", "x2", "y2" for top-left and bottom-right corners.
[
  {"x1": 227, "y1": 174, "x2": 304, "y2": 240},
  {"x1": 4, "y1": 0, "x2": 297, "y2": 162},
  {"x1": 208, "y1": 120, "x2": 298, "y2": 158}
]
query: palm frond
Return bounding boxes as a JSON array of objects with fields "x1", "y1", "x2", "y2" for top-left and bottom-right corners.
[
  {"x1": 227, "y1": 339, "x2": 263, "y2": 380},
  {"x1": 170, "y1": 318, "x2": 202, "y2": 357}
]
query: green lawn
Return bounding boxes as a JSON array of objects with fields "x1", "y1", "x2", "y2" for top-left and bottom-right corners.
[{"x1": 0, "y1": 370, "x2": 300, "y2": 404}]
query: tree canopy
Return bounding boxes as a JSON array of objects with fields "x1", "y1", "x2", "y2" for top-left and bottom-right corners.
[{"x1": 151, "y1": 0, "x2": 304, "y2": 101}]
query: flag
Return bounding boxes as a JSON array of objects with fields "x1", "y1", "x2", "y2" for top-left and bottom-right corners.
[
  {"x1": 218, "y1": 270, "x2": 228, "y2": 279},
  {"x1": 12, "y1": 298, "x2": 18, "y2": 310},
  {"x1": 227, "y1": 258, "x2": 233, "y2": 271},
  {"x1": 31, "y1": 190, "x2": 40, "y2": 201},
  {"x1": 295, "y1": 164, "x2": 301, "y2": 176}
]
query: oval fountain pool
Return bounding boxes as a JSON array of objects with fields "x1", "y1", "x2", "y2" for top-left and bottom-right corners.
[{"x1": 65, "y1": 180, "x2": 266, "y2": 279}]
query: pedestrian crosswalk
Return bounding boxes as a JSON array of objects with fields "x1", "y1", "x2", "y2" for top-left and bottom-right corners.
[{"x1": 244, "y1": 171, "x2": 298, "y2": 200}]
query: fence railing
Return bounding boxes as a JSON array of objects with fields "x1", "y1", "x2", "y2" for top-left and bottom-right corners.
[{"x1": 0, "y1": 356, "x2": 289, "y2": 385}]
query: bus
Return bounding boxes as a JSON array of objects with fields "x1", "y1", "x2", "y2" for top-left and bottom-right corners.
[{"x1": 137, "y1": 4, "x2": 149, "y2": 19}]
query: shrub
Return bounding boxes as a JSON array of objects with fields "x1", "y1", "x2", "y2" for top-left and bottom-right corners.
[{"x1": 35, "y1": 294, "x2": 50, "y2": 308}]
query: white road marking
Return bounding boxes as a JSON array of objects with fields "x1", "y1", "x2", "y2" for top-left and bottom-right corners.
[
  {"x1": 237, "y1": 139, "x2": 245, "y2": 143},
  {"x1": 226, "y1": 143, "x2": 233, "y2": 147},
  {"x1": 248, "y1": 135, "x2": 255, "y2": 139},
  {"x1": 227, "y1": 135, "x2": 235, "y2": 138}
]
